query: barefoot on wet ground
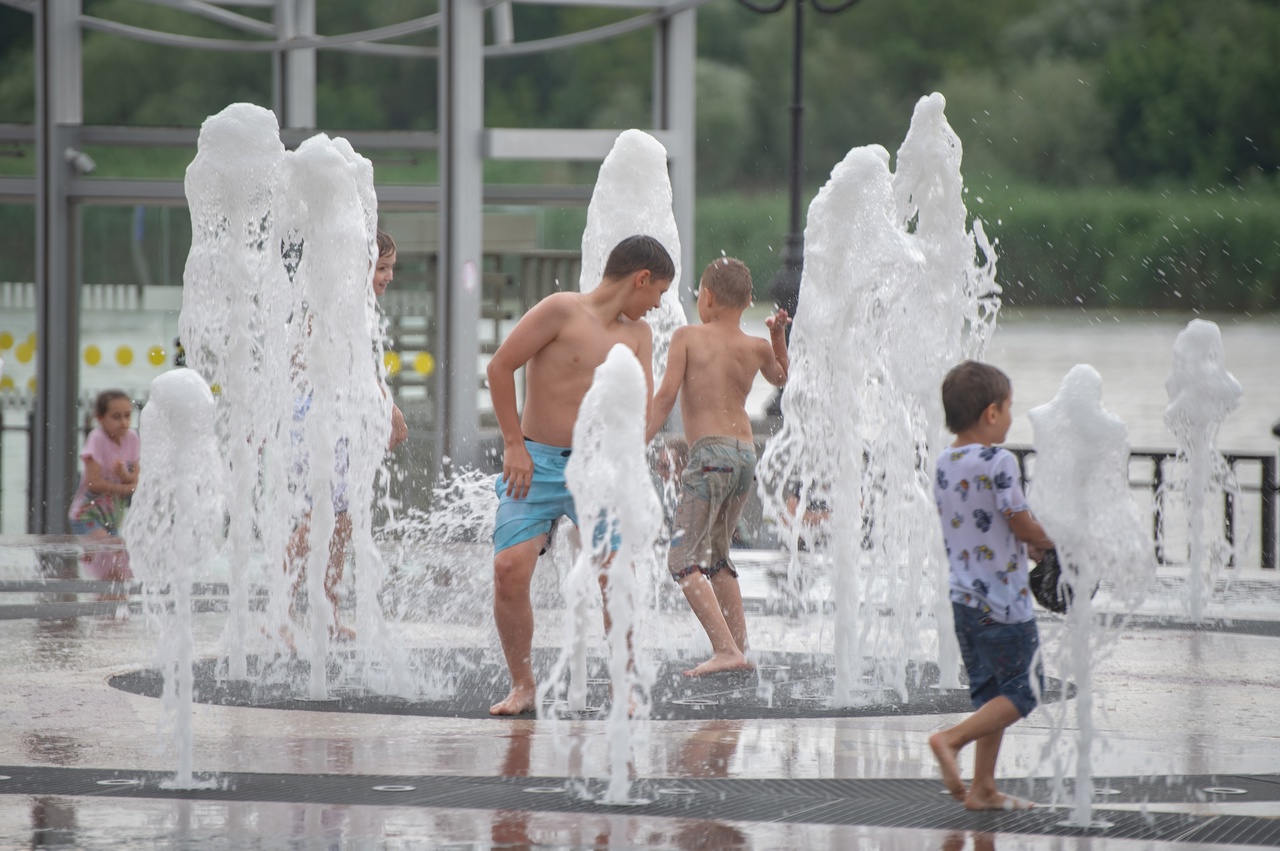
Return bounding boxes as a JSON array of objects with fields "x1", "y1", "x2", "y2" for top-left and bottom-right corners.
[
  {"x1": 683, "y1": 652, "x2": 754, "y2": 678},
  {"x1": 490, "y1": 685, "x2": 538, "y2": 716},
  {"x1": 928, "y1": 731, "x2": 968, "y2": 802}
]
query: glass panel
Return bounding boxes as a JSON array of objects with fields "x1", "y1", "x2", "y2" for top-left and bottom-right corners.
[{"x1": 0, "y1": 202, "x2": 35, "y2": 534}]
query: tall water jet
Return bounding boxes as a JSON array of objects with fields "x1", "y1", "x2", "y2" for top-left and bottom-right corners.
[
  {"x1": 579, "y1": 130, "x2": 686, "y2": 382},
  {"x1": 180, "y1": 103, "x2": 286, "y2": 679},
  {"x1": 277, "y1": 133, "x2": 394, "y2": 697},
  {"x1": 122, "y1": 369, "x2": 223, "y2": 788},
  {"x1": 539, "y1": 344, "x2": 662, "y2": 805},
  {"x1": 1028, "y1": 364, "x2": 1156, "y2": 828},
  {"x1": 1164, "y1": 320, "x2": 1242, "y2": 622},
  {"x1": 757, "y1": 93, "x2": 999, "y2": 705},
  {"x1": 181, "y1": 103, "x2": 400, "y2": 699}
]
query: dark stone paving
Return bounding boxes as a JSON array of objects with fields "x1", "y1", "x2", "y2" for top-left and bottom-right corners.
[
  {"x1": 1, "y1": 765, "x2": 1277, "y2": 846},
  {"x1": 107, "y1": 648, "x2": 1074, "y2": 721}
]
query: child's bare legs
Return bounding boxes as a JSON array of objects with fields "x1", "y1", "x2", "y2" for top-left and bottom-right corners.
[
  {"x1": 325, "y1": 512, "x2": 354, "y2": 640},
  {"x1": 678, "y1": 570, "x2": 751, "y2": 677},
  {"x1": 491, "y1": 535, "x2": 546, "y2": 715},
  {"x1": 598, "y1": 551, "x2": 643, "y2": 714},
  {"x1": 929, "y1": 696, "x2": 1028, "y2": 809},
  {"x1": 708, "y1": 563, "x2": 748, "y2": 653},
  {"x1": 279, "y1": 511, "x2": 353, "y2": 646}
]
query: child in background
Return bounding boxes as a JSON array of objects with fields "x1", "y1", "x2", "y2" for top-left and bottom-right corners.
[
  {"x1": 69, "y1": 390, "x2": 140, "y2": 581},
  {"x1": 646, "y1": 258, "x2": 789, "y2": 677},
  {"x1": 283, "y1": 229, "x2": 407, "y2": 644},
  {"x1": 929, "y1": 360, "x2": 1053, "y2": 811}
]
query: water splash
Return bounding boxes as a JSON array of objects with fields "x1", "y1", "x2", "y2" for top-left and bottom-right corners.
[
  {"x1": 539, "y1": 344, "x2": 662, "y2": 805},
  {"x1": 1163, "y1": 319, "x2": 1243, "y2": 621},
  {"x1": 179, "y1": 103, "x2": 401, "y2": 700},
  {"x1": 1028, "y1": 364, "x2": 1156, "y2": 827},
  {"x1": 578, "y1": 130, "x2": 686, "y2": 383},
  {"x1": 122, "y1": 369, "x2": 223, "y2": 788},
  {"x1": 757, "y1": 93, "x2": 999, "y2": 706}
]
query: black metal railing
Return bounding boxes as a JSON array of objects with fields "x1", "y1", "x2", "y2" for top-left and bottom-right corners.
[{"x1": 1007, "y1": 446, "x2": 1277, "y2": 570}]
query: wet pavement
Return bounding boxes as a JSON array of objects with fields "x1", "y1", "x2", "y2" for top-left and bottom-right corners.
[{"x1": 1, "y1": 542, "x2": 1279, "y2": 849}]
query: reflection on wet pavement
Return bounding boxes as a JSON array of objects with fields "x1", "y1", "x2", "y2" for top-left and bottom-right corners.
[{"x1": 1, "y1": 543, "x2": 1278, "y2": 847}]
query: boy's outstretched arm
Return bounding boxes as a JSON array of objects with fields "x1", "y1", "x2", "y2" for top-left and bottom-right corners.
[
  {"x1": 646, "y1": 328, "x2": 687, "y2": 443},
  {"x1": 487, "y1": 297, "x2": 567, "y2": 499},
  {"x1": 1007, "y1": 509, "x2": 1054, "y2": 560},
  {"x1": 762, "y1": 308, "x2": 790, "y2": 387}
]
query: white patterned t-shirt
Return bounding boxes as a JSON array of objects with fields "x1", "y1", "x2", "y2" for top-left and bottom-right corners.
[{"x1": 933, "y1": 443, "x2": 1034, "y2": 624}]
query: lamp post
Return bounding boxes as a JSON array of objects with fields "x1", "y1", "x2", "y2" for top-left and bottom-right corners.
[{"x1": 735, "y1": 0, "x2": 862, "y2": 414}]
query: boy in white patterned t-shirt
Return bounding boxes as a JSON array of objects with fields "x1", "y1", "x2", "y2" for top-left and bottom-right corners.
[{"x1": 929, "y1": 360, "x2": 1054, "y2": 811}]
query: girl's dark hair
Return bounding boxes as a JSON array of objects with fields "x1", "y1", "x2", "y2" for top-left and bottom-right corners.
[
  {"x1": 602, "y1": 234, "x2": 675, "y2": 283},
  {"x1": 941, "y1": 360, "x2": 1010, "y2": 433},
  {"x1": 376, "y1": 230, "x2": 396, "y2": 258},
  {"x1": 94, "y1": 389, "x2": 131, "y2": 418}
]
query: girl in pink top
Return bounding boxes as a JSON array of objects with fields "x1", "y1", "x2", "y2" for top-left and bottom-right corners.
[{"x1": 69, "y1": 390, "x2": 141, "y2": 580}]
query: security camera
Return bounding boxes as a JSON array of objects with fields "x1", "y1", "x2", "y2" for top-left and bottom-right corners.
[{"x1": 64, "y1": 147, "x2": 96, "y2": 175}]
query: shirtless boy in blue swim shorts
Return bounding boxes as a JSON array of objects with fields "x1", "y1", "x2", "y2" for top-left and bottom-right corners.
[
  {"x1": 487, "y1": 235, "x2": 675, "y2": 715},
  {"x1": 646, "y1": 258, "x2": 789, "y2": 677}
]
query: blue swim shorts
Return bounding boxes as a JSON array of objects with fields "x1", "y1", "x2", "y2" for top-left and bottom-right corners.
[
  {"x1": 493, "y1": 439, "x2": 620, "y2": 555},
  {"x1": 952, "y1": 602, "x2": 1043, "y2": 718}
]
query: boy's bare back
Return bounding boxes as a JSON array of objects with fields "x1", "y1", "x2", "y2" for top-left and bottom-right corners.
[{"x1": 651, "y1": 305, "x2": 788, "y2": 446}]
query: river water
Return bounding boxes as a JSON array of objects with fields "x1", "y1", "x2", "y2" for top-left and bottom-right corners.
[{"x1": 2, "y1": 306, "x2": 1278, "y2": 535}]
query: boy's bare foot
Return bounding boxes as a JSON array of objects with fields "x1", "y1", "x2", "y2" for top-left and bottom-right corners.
[
  {"x1": 490, "y1": 685, "x2": 537, "y2": 716},
  {"x1": 929, "y1": 731, "x2": 968, "y2": 801},
  {"x1": 683, "y1": 652, "x2": 754, "y2": 677},
  {"x1": 965, "y1": 792, "x2": 1034, "y2": 811},
  {"x1": 329, "y1": 623, "x2": 357, "y2": 642}
]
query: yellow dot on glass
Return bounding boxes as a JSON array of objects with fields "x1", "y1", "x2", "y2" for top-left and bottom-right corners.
[
  {"x1": 413, "y1": 352, "x2": 435, "y2": 376},
  {"x1": 84, "y1": 344, "x2": 102, "y2": 366},
  {"x1": 26, "y1": 332, "x2": 35, "y2": 345},
  {"x1": 116, "y1": 345, "x2": 134, "y2": 366},
  {"x1": 0, "y1": 331, "x2": 12, "y2": 350},
  {"x1": 15, "y1": 341, "x2": 34, "y2": 363},
  {"x1": 26, "y1": 376, "x2": 37, "y2": 392},
  {"x1": 210, "y1": 383, "x2": 222, "y2": 395},
  {"x1": 147, "y1": 345, "x2": 166, "y2": 366},
  {"x1": 0, "y1": 375, "x2": 13, "y2": 390},
  {"x1": 384, "y1": 351, "x2": 402, "y2": 375}
]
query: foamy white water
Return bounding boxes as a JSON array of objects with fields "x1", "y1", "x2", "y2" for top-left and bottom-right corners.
[
  {"x1": 541, "y1": 343, "x2": 662, "y2": 805},
  {"x1": 1164, "y1": 319, "x2": 1243, "y2": 621},
  {"x1": 123, "y1": 368, "x2": 222, "y2": 788},
  {"x1": 757, "y1": 93, "x2": 998, "y2": 705},
  {"x1": 1028, "y1": 364, "x2": 1157, "y2": 826},
  {"x1": 178, "y1": 103, "x2": 400, "y2": 700},
  {"x1": 579, "y1": 130, "x2": 686, "y2": 383}
]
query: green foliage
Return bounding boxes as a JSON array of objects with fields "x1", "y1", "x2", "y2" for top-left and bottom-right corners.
[
  {"x1": 691, "y1": 183, "x2": 1280, "y2": 312},
  {"x1": 976, "y1": 184, "x2": 1280, "y2": 311},
  {"x1": 1100, "y1": 0, "x2": 1280, "y2": 184}
]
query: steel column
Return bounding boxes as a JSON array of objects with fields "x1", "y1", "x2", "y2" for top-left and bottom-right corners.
[
  {"x1": 653, "y1": 5, "x2": 697, "y2": 310},
  {"x1": 31, "y1": 0, "x2": 82, "y2": 534},
  {"x1": 438, "y1": 0, "x2": 485, "y2": 468}
]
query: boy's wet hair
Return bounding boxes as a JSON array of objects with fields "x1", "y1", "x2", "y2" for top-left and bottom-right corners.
[
  {"x1": 941, "y1": 360, "x2": 1011, "y2": 433},
  {"x1": 376, "y1": 230, "x2": 396, "y2": 258},
  {"x1": 94, "y1": 389, "x2": 132, "y2": 418},
  {"x1": 602, "y1": 235, "x2": 675, "y2": 283},
  {"x1": 700, "y1": 257, "x2": 753, "y2": 308}
]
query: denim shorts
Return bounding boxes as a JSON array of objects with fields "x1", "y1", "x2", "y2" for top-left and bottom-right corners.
[{"x1": 952, "y1": 602, "x2": 1043, "y2": 718}]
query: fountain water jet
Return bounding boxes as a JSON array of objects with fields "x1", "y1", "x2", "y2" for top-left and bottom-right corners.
[
  {"x1": 757, "y1": 93, "x2": 999, "y2": 706},
  {"x1": 1163, "y1": 319, "x2": 1243, "y2": 622},
  {"x1": 1028, "y1": 364, "x2": 1156, "y2": 827},
  {"x1": 180, "y1": 102, "x2": 401, "y2": 700},
  {"x1": 122, "y1": 368, "x2": 223, "y2": 788},
  {"x1": 538, "y1": 344, "x2": 663, "y2": 805}
]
